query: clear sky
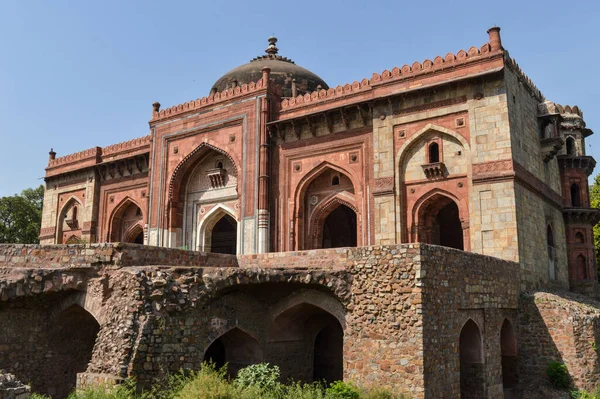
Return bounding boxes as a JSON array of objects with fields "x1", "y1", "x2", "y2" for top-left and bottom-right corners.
[{"x1": 1, "y1": 0, "x2": 599, "y2": 197}]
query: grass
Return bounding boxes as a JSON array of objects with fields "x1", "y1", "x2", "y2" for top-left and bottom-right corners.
[{"x1": 33, "y1": 363, "x2": 411, "y2": 399}]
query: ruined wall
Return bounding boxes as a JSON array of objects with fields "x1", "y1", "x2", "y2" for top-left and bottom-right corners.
[
  {"x1": 420, "y1": 245, "x2": 520, "y2": 398},
  {"x1": 519, "y1": 291, "x2": 600, "y2": 392}
]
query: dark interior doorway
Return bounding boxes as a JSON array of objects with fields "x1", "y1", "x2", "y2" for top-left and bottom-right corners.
[
  {"x1": 434, "y1": 201, "x2": 463, "y2": 250},
  {"x1": 460, "y1": 319, "x2": 485, "y2": 399},
  {"x1": 134, "y1": 231, "x2": 143, "y2": 244},
  {"x1": 203, "y1": 328, "x2": 262, "y2": 377},
  {"x1": 500, "y1": 319, "x2": 518, "y2": 396},
  {"x1": 203, "y1": 338, "x2": 226, "y2": 370},
  {"x1": 49, "y1": 305, "x2": 100, "y2": 399},
  {"x1": 313, "y1": 322, "x2": 344, "y2": 384},
  {"x1": 322, "y1": 205, "x2": 357, "y2": 248},
  {"x1": 211, "y1": 215, "x2": 237, "y2": 254}
]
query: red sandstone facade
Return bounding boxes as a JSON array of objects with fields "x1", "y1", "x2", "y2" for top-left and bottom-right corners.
[{"x1": 40, "y1": 28, "x2": 599, "y2": 295}]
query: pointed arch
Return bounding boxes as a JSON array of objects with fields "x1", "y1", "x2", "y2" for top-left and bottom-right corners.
[
  {"x1": 292, "y1": 161, "x2": 361, "y2": 250},
  {"x1": 51, "y1": 291, "x2": 106, "y2": 326},
  {"x1": 203, "y1": 326, "x2": 263, "y2": 377},
  {"x1": 270, "y1": 289, "x2": 346, "y2": 330},
  {"x1": 395, "y1": 124, "x2": 471, "y2": 246},
  {"x1": 107, "y1": 197, "x2": 143, "y2": 242},
  {"x1": 308, "y1": 192, "x2": 358, "y2": 249},
  {"x1": 411, "y1": 188, "x2": 469, "y2": 250},
  {"x1": 57, "y1": 196, "x2": 83, "y2": 244},
  {"x1": 460, "y1": 318, "x2": 485, "y2": 398},
  {"x1": 168, "y1": 142, "x2": 240, "y2": 203},
  {"x1": 196, "y1": 203, "x2": 239, "y2": 253},
  {"x1": 500, "y1": 318, "x2": 518, "y2": 392},
  {"x1": 123, "y1": 223, "x2": 144, "y2": 244}
]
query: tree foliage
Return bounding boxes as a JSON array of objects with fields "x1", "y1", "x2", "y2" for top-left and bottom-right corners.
[
  {"x1": 0, "y1": 185, "x2": 44, "y2": 244},
  {"x1": 591, "y1": 174, "x2": 600, "y2": 280}
]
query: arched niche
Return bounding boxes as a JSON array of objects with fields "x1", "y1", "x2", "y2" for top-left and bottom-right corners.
[
  {"x1": 203, "y1": 327, "x2": 263, "y2": 377},
  {"x1": 171, "y1": 144, "x2": 239, "y2": 250},
  {"x1": 294, "y1": 164, "x2": 359, "y2": 250},
  {"x1": 57, "y1": 197, "x2": 83, "y2": 244},
  {"x1": 500, "y1": 319, "x2": 518, "y2": 393},
  {"x1": 196, "y1": 204, "x2": 239, "y2": 254},
  {"x1": 47, "y1": 304, "x2": 100, "y2": 398},
  {"x1": 412, "y1": 191, "x2": 466, "y2": 250},
  {"x1": 267, "y1": 301, "x2": 343, "y2": 384},
  {"x1": 108, "y1": 198, "x2": 143, "y2": 243},
  {"x1": 459, "y1": 319, "x2": 485, "y2": 398}
]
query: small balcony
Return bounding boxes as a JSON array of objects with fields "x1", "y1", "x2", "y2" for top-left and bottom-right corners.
[
  {"x1": 207, "y1": 168, "x2": 228, "y2": 188},
  {"x1": 421, "y1": 162, "x2": 446, "y2": 179},
  {"x1": 65, "y1": 219, "x2": 78, "y2": 229}
]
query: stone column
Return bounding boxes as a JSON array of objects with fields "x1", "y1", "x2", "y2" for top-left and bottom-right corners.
[{"x1": 257, "y1": 67, "x2": 271, "y2": 253}]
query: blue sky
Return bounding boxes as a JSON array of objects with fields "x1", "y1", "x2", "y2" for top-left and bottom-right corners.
[{"x1": 1, "y1": 0, "x2": 599, "y2": 197}]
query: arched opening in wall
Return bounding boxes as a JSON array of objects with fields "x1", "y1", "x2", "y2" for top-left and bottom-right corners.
[
  {"x1": 540, "y1": 120, "x2": 553, "y2": 139},
  {"x1": 576, "y1": 255, "x2": 588, "y2": 280},
  {"x1": 416, "y1": 193, "x2": 464, "y2": 250},
  {"x1": 298, "y1": 165, "x2": 357, "y2": 250},
  {"x1": 203, "y1": 328, "x2": 262, "y2": 377},
  {"x1": 321, "y1": 204, "x2": 357, "y2": 249},
  {"x1": 109, "y1": 199, "x2": 143, "y2": 242},
  {"x1": 428, "y1": 142, "x2": 440, "y2": 163},
  {"x1": 575, "y1": 232, "x2": 585, "y2": 243},
  {"x1": 123, "y1": 223, "x2": 144, "y2": 245},
  {"x1": 48, "y1": 304, "x2": 100, "y2": 399},
  {"x1": 172, "y1": 144, "x2": 239, "y2": 249},
  {"x1": 566, "y1": 137, "x2": 576, "y2": 155},
  {"x1": 547, "y1": 226, "x2": 556, "y2": 280},
  {"x1": 460, "y1": 319, "x2": 485, "y2": 399},
  {"x1": 571, "y1": 183, "x2": 581, "y2": 207},
  {"x1": 57, "y1": 198, "x2": 83, "y2": 244},
  {"x1": 500, "y1": 319, "x2": 518, "y2": 396},
  {"x1": 210, "y1": 214, "x2": 237, "y2": 254},
  {"x1": 268, "y1": 301, "x2": 343, "y2": 384}
]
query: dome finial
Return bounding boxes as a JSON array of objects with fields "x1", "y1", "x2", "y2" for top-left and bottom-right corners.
[{"x1": 266, "y1": 36, "x2": 278, "y2": 55}]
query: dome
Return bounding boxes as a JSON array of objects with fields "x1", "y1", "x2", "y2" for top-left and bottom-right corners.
[{"x1": 210, "y1": 37, "x2": 328, "y2": 98}]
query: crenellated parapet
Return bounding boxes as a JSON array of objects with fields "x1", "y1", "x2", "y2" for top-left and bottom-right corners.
[
  {"x1": 151, "y1": 77, "x2": 268, "y2": 122},
  {"x1": 281, "y1": 43, "x2": 499, "y2": 111},
  {"x1": 505, "y1": 56, "x2": 545, "y2": 100},
  {"x1": 47, "y1": 147, "x2": 101, "y2": 168},
  {"x1": 102, "y1": 135, "x2": 151, "y2": 157}
]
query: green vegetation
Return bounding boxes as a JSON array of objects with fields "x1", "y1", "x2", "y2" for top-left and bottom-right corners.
[
  {"x1": 546, "y1": 361, "x2": 571, "y2": 390},
  {"x1": 0, "y1": 185, "x2": 44, "y2": 244},
  {"x1": 592, "y1": 173, "x2": 600, "y2": 280},
  {"x1": 571, "y1": 387, "x2": 600, "y2": 399},
  {"x1": 33, "y1": 363, "x2": 410, "y2": 399}
]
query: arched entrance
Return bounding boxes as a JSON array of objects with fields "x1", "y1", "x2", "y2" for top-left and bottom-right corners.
[
  {"x1": 203, "y1": 328, "x2": 262, "y2": 377},
  {"x1": 48, "y1": 304, "x2": 100, "y2": 398},
  {"x1": 459, "y1": 319, "x2": 484, "y2": 399},
  {"x1": 294, "y1": 164, "x2": 360, "y2": 250},
  {"x1": 415, "y1": 193, "x2": 464, "y2": 250},
  {"x1": 210, "y1": 214, "x2": 237, "y2": 254},
  {"x1": 57, "y1": 198, "x2": 83, "y2": 244},
  {"x1": 108, "y1": 199, "x2": 143, "y2": 243},
  {"x1": 500, "y1": 319, "x2": 518, "y2": 397},
  {"x1": 268, "y1": 302, "x2": 343, "y2": 383},
  {"x1": 321, "y1": 204, "x2": 357, "y2": 249}
]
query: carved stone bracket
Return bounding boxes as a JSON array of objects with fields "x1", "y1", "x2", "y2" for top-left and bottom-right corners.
[
  {"x1": 541, "y1": 137, "x2": 564, "y2": 163},
  {"x1": 65, "y1": 219, "x2": 79, "y2": 229},
  {"x1": 563, "y1": 208, "x2": 600, "y2": 225},
  {"x1": 557, "y1": 155, "x2": 596, "y2": 176},
  {"x1": 207, "y1": 168, "x2": 228, "y2": 188},
  {"x1": 421, "y1": 162, "x2": 446, "y2": 179}
]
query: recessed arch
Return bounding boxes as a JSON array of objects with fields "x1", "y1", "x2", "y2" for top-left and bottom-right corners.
[
  {"x1": 196, "y1": 203, "x2": 239, "y2": 253},
  {"x1": 395, "y1": 124, "x2": 471, "y2": 246},
  {"x1": 566, "y1": 136, "x2": 576, "y2": 155},
  {"x1": 412, "y1": 189, "x2": 467, "y2": 250},
  {"x1": 460, "y1": 318, "x2": 485, "y2": 398},
  {"x1": 57, "y1": 196, "x2": 83, "y2": 244},
  {"x1": 293, "y1": 162, "x2": 360, "y2": 250},
  {"x1": 308, "y1": 193, "x2": 358, "y2": 250},
  {"x1": 123, "y1": 223, "x2": 144, "y2": 244},
  {"x1": 500, "y1": 318, "x2": 518, "y2": 393},
  {"x1": 107, "y1": 197, "x2": 143, "y2": 242},
  {"x1": 571, "y1": 183, "x2": 581, "y2": 207},
  {"x1": 203, "y1": 327, "x2": 263, "y2": 377}
]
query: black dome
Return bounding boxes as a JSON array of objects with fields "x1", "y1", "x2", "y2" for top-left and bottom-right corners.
[{"x1": 211, "y1": 37, "x2": 328, "y2": 98}]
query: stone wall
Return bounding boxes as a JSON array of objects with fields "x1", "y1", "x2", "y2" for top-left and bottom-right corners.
[
  {"x1": 519, "y1": 291, "x2": 600, "y2": 392},
  {"x1": 0, "y1": 372, "x2": 30, "y2": 399}
]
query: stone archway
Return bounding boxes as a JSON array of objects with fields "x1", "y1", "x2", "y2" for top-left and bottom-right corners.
[
  {"x1": 108, "y1": 198, "x2": 143, "y2": 243},
  {"x1": 57, "y1": 197, "x2": 83, "y2": 244},
  {"x1": 319, "y1": 204, "x2": 357, "y2": 249},
  {"x1": 414, "y1": 192, "x2": 465, "y2": 250},
  {"x1": 203, "y1": 327, "x2": 263, "y2": 377},
  {"x1": 197, "y1": 205, "x2": 239, "y2": 254},
  {"x1": 459, "y1": 319, "x2": 485, "y2": 399},
  {"x1": 500, "y1": 319, "x2": 518, "y2": 397},
  {"x1": 267, "y1": 301, "x2": 344, "y2": 383},
  {"x1": 47, "y1": 304, "x2": 100, "y2": 398}
]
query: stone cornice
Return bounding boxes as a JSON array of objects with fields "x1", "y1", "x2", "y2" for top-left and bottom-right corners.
[
  {"x1": 563, "y1": 208, "x2": 600, "y2": 226},
  {"x1": 557, "y1": 155, "x2": 596, "y2": 177}
]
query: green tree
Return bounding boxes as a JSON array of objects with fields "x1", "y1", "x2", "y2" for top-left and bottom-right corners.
[
  {"x1": 0, "y1": 185, "x2": 44, "y2": 244},
  {"x1": 591, "y1": 173, "x2": 600, "y2": 280}
]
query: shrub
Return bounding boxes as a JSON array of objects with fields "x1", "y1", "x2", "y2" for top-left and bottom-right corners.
[
  {"x1": 234, "y1": 363, "x2": 281, "y2": 391},
  {"x1": 547, "y1": 361, "x2": 570, "y2": 390},
  {"x1": 325, "y1": 381, "x2": 360, "y2": 399},
  {"x1": 177, "y1": 364, "x2": 239, "y2": 399},
  {"x1": 571, "y1": 387, "x2": 600, "y2": 399}
]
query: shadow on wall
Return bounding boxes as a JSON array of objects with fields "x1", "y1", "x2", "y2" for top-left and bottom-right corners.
[{"x1": 517, "y1": 293, "x2": 572, "y2": 391}]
